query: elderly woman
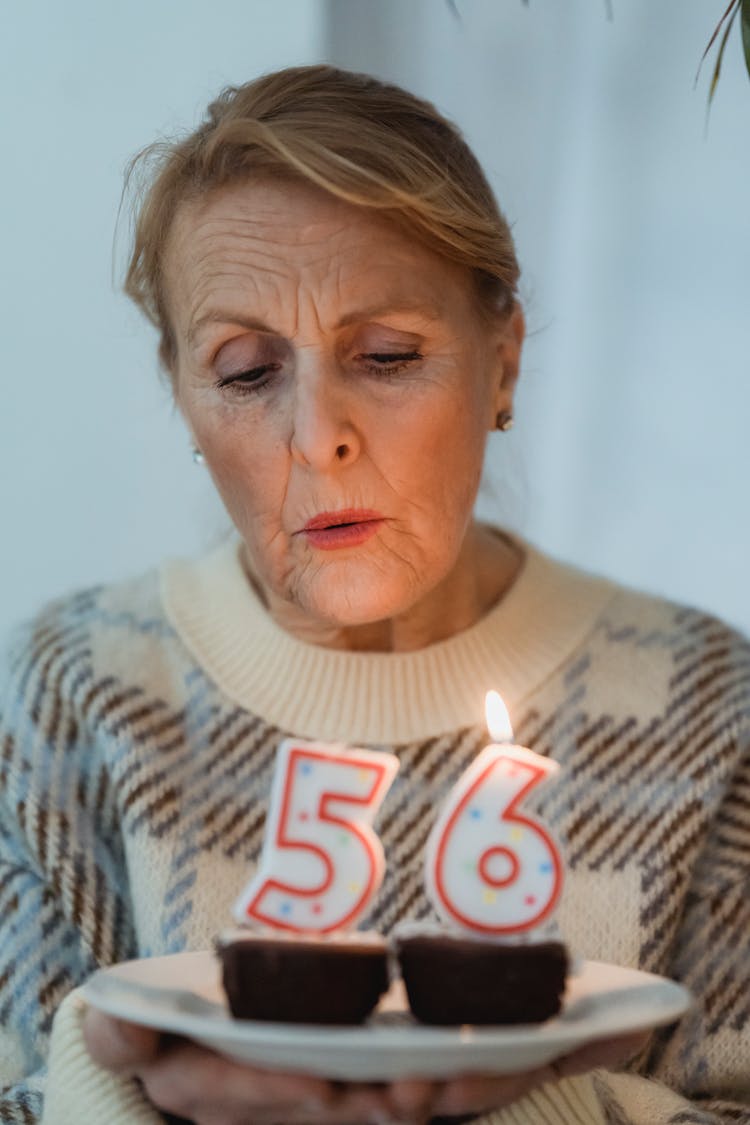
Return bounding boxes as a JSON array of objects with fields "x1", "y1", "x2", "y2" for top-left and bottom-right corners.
[{"x1": 0, "y1": 65, "x2": 748, "y2": 1125}]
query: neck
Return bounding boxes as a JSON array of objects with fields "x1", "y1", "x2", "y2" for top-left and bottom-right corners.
[{"x1": 244, "y1": 522, "x2": 523, "y2": 654}]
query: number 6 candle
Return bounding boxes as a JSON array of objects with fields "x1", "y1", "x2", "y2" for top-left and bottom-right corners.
[
  {"x1": 233, "y1": 739, "x2": 399, "y2": 934},
  {"x1": 424, "y1": 691, "x2": 564, "y2": 935}
]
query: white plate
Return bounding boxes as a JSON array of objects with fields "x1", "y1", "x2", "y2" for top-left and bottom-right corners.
[{"x1": 81, "y1": 950, "x2": 691, "y2": 1081}]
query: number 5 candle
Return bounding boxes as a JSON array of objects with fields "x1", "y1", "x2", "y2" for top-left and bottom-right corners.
[
  {"x1": 424, "y1": 691, "x2": 564, "y2": 935},
  {"x1": 233, "y1": 739, "x2": 399, "y2": 934}
]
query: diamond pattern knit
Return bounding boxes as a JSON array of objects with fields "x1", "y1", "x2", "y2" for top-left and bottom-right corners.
[{"x1": 1, "y1": 538, "x2": 749, "y2": 1124}]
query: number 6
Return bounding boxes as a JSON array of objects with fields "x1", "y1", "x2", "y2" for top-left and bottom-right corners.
[{"x1": 425, "y1": 744, "x2": 564, "y2": 935}]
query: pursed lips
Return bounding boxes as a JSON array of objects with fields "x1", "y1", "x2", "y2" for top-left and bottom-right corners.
[
  {"x1": 301, "y1": 509, "x2": 384, "y2": 532},
  {"x1": 297, "y1": 510, "x2": 385, "y2": 550}
]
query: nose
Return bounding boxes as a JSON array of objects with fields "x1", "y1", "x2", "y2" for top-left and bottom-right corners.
[{"x1": 289, "y1": 366, "x2": 361, "y2": 471}]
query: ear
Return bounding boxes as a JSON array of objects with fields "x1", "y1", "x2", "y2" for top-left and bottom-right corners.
[{"x1": 492, "y1": 303, "x2": 525, "y2": 418}]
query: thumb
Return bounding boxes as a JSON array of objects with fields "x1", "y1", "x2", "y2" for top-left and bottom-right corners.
[
  {"x1": 83, "y1": 1006, "x2": 163, "y2": 1073},
  {"x1": 554, "y1": 1030, "x2": 650, "y2": 1079}
]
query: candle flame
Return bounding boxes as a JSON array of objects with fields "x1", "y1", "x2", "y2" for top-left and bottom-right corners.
[{"x1": 485, "y1": 690, "x2": 513, "y2": 742}]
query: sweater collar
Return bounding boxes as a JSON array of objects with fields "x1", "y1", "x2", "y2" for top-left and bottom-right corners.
[{"x1": 160, "y1": 534, "x2": 615, "y2": 744}]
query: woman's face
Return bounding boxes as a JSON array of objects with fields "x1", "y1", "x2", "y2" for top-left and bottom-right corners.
[{"x1": 167, "y1": 179, "x2": 522, "y2": 629}]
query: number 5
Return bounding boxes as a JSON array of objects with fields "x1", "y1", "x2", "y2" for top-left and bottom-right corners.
[{"x1": 234, "y1": 740, "x2": 399, "y2": 933}]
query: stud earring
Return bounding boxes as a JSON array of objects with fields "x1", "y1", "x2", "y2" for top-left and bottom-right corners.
[
  {"x1": 495, "y1": 411, "x2": 514, "y2": 432},
  {"x1": 192, "y1": 447, "x2": 205, "y2": 465}
]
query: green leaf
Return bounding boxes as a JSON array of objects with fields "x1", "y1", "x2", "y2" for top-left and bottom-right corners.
[
  {"x1": 742, "y1": 0, "x2": 750, "y2": 81},
  {"x1": 701, "y1": 0, "x2": 739, "y2": 63},
  {"x1": 708, "y1": 1, "x2": 741, "y2": 106},
  {"x1": 697, "y1": 0, "x2": 737, "y2": 97}
]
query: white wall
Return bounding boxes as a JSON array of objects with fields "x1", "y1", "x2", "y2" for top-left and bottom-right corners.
[
  {"x1": 327, "y1": 0, "x2": 750, "y2": 635},
  {"x1": 0, "y1": 0, "x2": 325, "y2": 639},
  {"x1": 3, "y1": 0, "x2": 749, "y2": 641}
]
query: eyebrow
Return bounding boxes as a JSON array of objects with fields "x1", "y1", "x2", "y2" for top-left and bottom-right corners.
[
  {"x1": 187, "y1": 312, "x2": 269, "y2": 347},
  {"x1": 187, "y1": 299, "x2": 443, "y2": 348},
  {"x1": 336, "y1": 299, "x2": 443, "y2": 328}
]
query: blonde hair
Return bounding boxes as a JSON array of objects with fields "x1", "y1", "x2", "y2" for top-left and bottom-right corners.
[{"x1": 124, "y1": 64, "x2": 521, "y2": 371}]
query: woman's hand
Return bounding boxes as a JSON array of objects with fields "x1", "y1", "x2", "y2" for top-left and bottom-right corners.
[
  {"x1": 83, "y1": 1008, "x2": 407, "y2": 1124},
  {"x1": 423, "y1": 1030, "x2": 648, "y2": 1121},
  {"x1": 83, "y1": 1006, "x2": 647, "y2": 1124}
]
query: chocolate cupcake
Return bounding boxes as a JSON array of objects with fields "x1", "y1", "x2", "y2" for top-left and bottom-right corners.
[
  {"x1": 216, "y1": 929, "x2": 389, "y2": 1024},
  {"x1": 393, "y1": 928, "x2": 569, "y2": 1025}
]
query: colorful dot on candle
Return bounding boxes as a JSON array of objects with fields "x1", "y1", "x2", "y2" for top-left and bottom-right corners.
[
  {"x1": 421, "y1": 727, "x2": 564, "y2": 937},
  {"x1": 233, "y1": 740, "x2": 400, "y2": 935}
]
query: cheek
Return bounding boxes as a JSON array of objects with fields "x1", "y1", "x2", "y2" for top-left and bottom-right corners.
[
  {"x1": 389, "y1": 390, "x2": 488, "y2": 502},
  {"x1": 191, "y1": 411, "x2": 289, "y2": 524}
]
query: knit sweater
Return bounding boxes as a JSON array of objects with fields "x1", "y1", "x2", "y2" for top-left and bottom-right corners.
[{"x1": 1, "y1": 535, "x2": 749, "y2": 1125}]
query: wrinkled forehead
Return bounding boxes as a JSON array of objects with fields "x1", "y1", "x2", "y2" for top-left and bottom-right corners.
[
  {"x1": 162, "y1": 178, "x2": 477, "y2": 338},
  {"x1": 167, "y1": 178, "x2": 351, "y2": 272}
]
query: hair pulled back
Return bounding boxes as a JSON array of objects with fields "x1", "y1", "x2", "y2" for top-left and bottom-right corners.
[{"x1": 124, "y1": 64, "x2": 521, "y2": 371}]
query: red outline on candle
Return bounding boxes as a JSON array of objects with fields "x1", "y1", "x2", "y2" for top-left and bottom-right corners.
[
  {"x1": 245, "y1": 746, "x2": 392, "y2": 934},
  {"x1": 433, "y1": 750, "x2": 563, "y2": 935},
  {"x1": 478, "y1": 845, "x2": 519, "y2": 888}
]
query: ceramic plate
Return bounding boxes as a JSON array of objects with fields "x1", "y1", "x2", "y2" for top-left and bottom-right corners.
[{"x1": 81, "y1": 950, "x2": 691, "y2": 1080}]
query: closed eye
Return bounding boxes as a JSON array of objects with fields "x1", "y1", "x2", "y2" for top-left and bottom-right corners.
[
  {"x1": 216, "y1": 364, "x2": 281, "y2": 395},
  {"x1": 367, "y1": 352, "x2": 421, "y2": 362},
  {"x1": 359, "y1": 351, "x2": 423, "y2": 377}
]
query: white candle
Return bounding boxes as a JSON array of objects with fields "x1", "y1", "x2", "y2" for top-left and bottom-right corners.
[
  {"x1": 424, "y1": 691, "x2": 564, "y2": 935},
  {"x1": 233, "y1": 738, "x2": 399, "y2": 933}
]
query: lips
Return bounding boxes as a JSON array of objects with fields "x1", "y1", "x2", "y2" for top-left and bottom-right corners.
[
  {"x1": 302, "y1": 509, "x2": 383, "y2": 532},
  {"x1": 300, "y1": 509, "x2": 384, "y2": 550}
]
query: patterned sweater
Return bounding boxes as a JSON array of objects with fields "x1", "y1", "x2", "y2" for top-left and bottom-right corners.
[{"x1": 1, "y1": 536, "x2": 749, "y2": 1125}]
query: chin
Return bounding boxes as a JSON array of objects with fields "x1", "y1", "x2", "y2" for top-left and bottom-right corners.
[{"x1": 294, "y1": 568, "x2": 420, "y2": 629}]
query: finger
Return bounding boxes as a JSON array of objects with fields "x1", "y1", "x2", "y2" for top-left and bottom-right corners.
[
  {"x1": 431, "y1": 1072, "x2": 536, "y2": 1117},
  {"x1": 233, "y1": 1080, "x2": 396, "y2": 1125},
  {"x1": 221, "y1": 1059, "x2": 335, "y2": 1109},
  {"x1": 386, "y1": 1077, "x2": 437, "y2": 1121},
  {"x1": 82, "y1": 1008, "x2": 163, "y2": 1072},
  {"x1": 554, "y1": 1030, "x2": 651, "y2": 1078},
  {"x1": 139, "y1": 1042, "x2": 336, "y2": 1119},
  {"x1": 328, "y1": 1081, "x2": 399, "y2": 1123}
]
